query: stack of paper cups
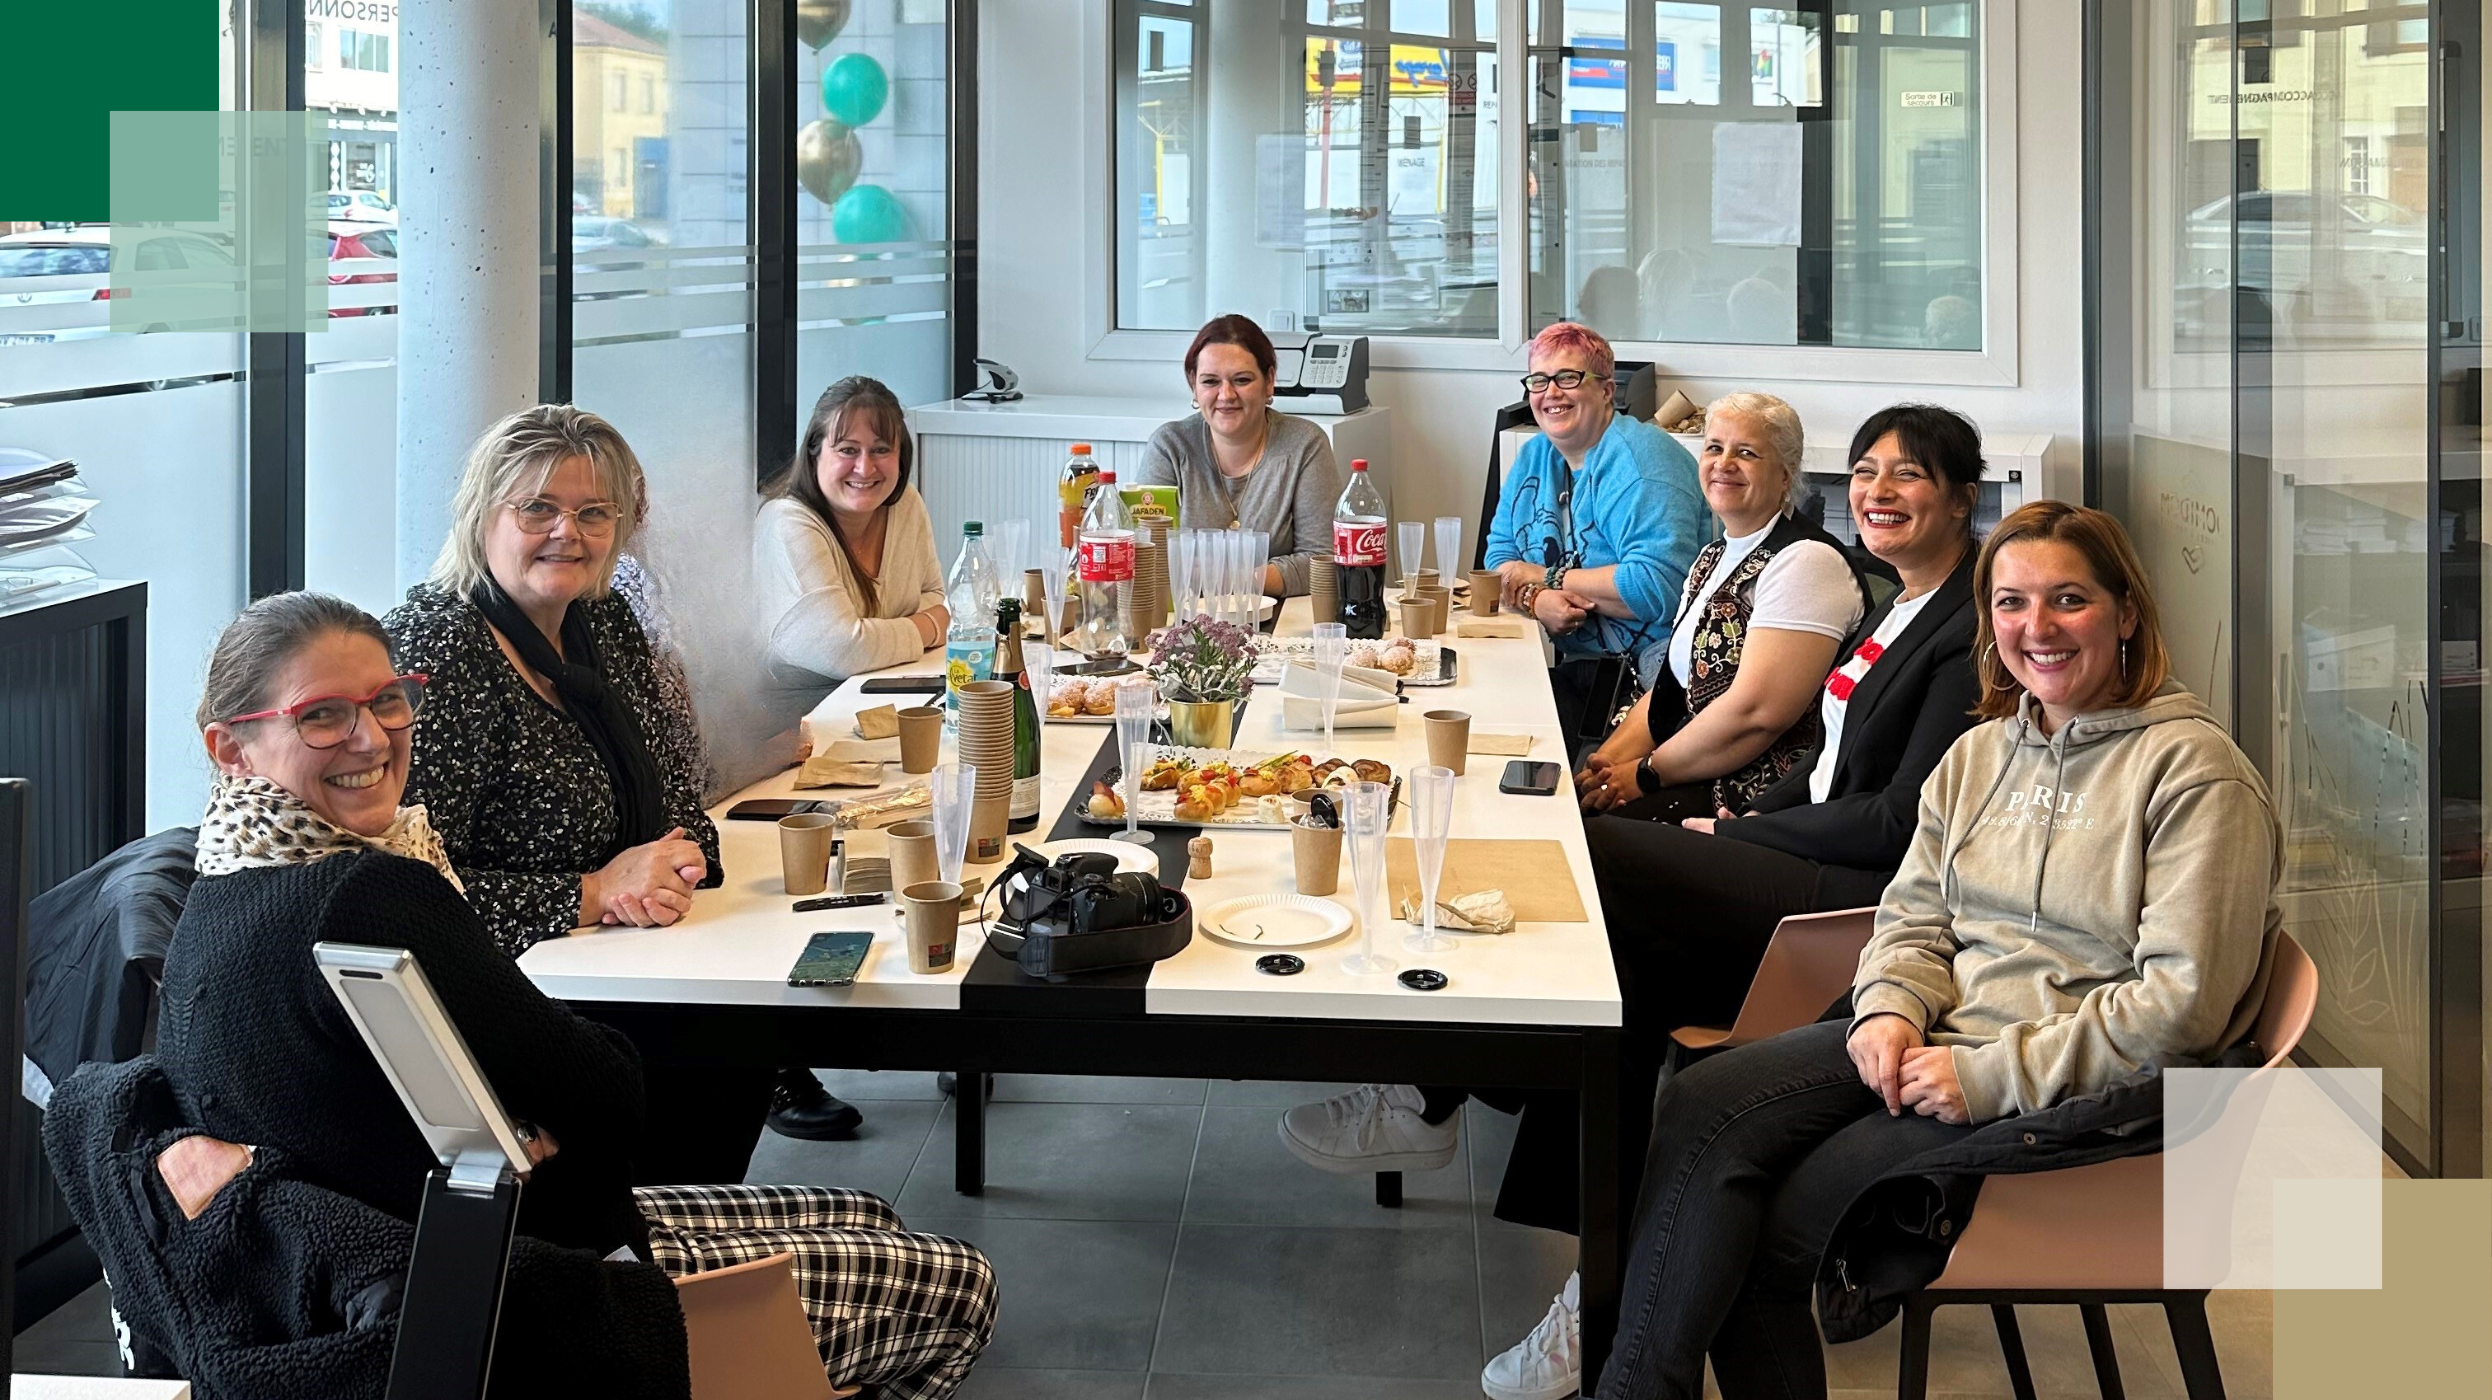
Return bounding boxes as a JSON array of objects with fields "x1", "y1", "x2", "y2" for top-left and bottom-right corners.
[
  {"x1": 1309, "y1": 556, "x2": 1338, "y2": 625},
  {"x1": 1127, "y1": 541, "x2": 1165, "y2": 644},
  {"x1": 954, "y1": 680, "x2": 1018, "y2": 864},
  {"x1": 1144, "y1": 519, "x2": 1172, "y2": 630}
]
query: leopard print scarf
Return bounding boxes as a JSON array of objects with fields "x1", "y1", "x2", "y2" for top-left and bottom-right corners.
[{"x1": 196, "y1": 774, "x2": 465, "y2": 894}]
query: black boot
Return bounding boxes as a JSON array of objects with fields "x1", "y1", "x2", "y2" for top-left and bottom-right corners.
[{"x1": 766, "y1": 1068, "x2": 864, "y2": 1141}]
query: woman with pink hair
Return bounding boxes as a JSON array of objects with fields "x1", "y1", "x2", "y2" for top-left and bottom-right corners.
[{"x1": 1481, "y1": 321, "x2": 1707, "y2": 740}]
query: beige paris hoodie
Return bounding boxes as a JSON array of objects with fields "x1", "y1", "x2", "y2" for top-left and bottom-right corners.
[{"x1": 1852, "y1": 682, "x2": 2282, "y2": 1122}]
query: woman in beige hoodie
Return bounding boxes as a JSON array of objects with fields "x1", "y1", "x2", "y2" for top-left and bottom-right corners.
[{"x1": 1593, "y1": 502, "x2": 2281, "y2": 1400}]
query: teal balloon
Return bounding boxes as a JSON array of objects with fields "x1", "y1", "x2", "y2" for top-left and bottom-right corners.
[
  {"x1": 819, "y1": 52, "x2": 889, "y2": 128},
  {"x1": 831, "y1": 184, "x2": 914, "y2": 244}
]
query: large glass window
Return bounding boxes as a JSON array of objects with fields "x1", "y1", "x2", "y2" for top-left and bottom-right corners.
[
  {"x1": 2094, "y1": 0, "x2": 2455, "y2": 1171},
  {"x1": 305, "y1": 1, "x2": 404, "y2": 620},
  {"x1": 1114, "y1": 0, "x2": 1502, "y2": 337},
  {"x1": 793, "y1": 0, "x2": 954, "y2": 421},
  {"x1": 0, "y1": 13, "x2": 247, "y2": 831},
  {"x1": 1527, "y1": 0, "x2": 1980, "y2": 347}
]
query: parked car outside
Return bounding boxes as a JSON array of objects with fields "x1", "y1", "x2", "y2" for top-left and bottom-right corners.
[{"x1": 327, "y1": 191, "x2": 397, "y2": 226}]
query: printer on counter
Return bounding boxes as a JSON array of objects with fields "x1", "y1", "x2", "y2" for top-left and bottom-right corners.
[{"x1": 1268, "y1": 332, "x2": 1369, "y2": 415}]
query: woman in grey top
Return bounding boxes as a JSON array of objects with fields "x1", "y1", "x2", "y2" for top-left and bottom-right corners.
[{"x1": 1135, "y1": 314, "x2": 1343, "y2": 598}]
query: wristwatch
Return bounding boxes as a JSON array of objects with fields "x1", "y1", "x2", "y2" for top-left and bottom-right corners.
[{"x1": 1633, "y1": 756, "x2": 1661, "y2": 796}]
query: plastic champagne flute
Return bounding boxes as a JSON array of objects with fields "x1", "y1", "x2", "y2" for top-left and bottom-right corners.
[
  {"x1": 1113, "y1": 679, "x2": 1157, "y2": 846},
  {"x1": 1405, "y1": 765, "x2": 1456, "y2": 953},
  {"x1": 1026, "y1": 642, "x2": 1054, "y2": 730},
  {"x1": 931, "y1": 761, "x2": 977, "y2": 885},
  {"x1": 1340, "y1": 780, "x2": 1396, "y2": 975},
  {"x1": 1038, "y1": 550, "x2": 1068, "y2": 642},
  {"x1": 1434, "y1": 516, "x2": 1463, "y2": 588},
  {"x1": 1311, "y1": 621, "x2": 1347, "y2": 752},
  {"x1": 1397, "y1": 520, "x2": 1426, "y2": 593}
]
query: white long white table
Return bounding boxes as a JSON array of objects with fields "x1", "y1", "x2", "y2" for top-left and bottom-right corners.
[{"x1": 517, "y1": 599, "x2": 1632, "y2": 1382}]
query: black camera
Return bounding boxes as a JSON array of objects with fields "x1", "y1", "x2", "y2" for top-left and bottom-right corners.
[{"x1": 984, "y1": 845, "x2": 1193, "y2": 981}]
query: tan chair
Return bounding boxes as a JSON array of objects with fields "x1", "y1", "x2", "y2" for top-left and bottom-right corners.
[
  {"x1": 676, "y1": 1252, "x2": 860, "y2": 1399},
  {"x1": 1897, "y1": 932, "x2": 2323, "y2": 1400},
  {"x1": 1667, "y1": 906, "x2": 1879, "y2": 1054}
]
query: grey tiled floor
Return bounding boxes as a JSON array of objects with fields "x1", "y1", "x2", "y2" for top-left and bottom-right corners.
[{"x1": 14, "y1": 1070, "x2": 2289, "y2": 1398}]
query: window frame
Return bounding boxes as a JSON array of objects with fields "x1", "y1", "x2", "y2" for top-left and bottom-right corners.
[{"x1": 1084, "y1": 0, "x2": 2021, "y2": 388}]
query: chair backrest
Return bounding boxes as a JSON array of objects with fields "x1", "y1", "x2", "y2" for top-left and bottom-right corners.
[
  {"x1": 1720, "y1": 906, "x2": 1877, "y2": 1049},
  {"x1": 675, "y1": 1253, "x2": 840, "y2": 1400},
  {"x1": 2251, "y1": 930, "x2": 2317, "y2": 1068}
]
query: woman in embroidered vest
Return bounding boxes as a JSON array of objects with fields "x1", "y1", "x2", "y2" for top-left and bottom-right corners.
[
  {"x1": 155, "y1": 591, "x2": 998, "y2": 1398},
  {"x1": 386, "y1": 405, "x2": 784, "y2": 1185},
  {"x1": 1575, "y1": 391, "x2": 1869, "y2": 823}
]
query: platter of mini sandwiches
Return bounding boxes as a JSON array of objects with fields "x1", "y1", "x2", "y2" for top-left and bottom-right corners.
[{"x1": 1082, "y1": 747, "x2": 1398, "y2": 829}]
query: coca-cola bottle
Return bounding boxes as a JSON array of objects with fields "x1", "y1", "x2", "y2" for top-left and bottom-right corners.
[
  {"x1": 1333, "y1": 458, "x2": 1388, "y2": 640},
  {"x1": 1074, "y1": 465, "x2": 1137, "y2": 658}
]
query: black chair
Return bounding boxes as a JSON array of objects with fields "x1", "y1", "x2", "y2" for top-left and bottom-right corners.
[{"x1": 1, "y1": 777, "x2": 27, "y2": 1392}]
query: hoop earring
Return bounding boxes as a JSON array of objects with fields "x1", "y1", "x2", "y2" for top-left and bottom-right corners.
[{"x1": 1979, "y1": 640, "x2": 2014, "y2": 691}]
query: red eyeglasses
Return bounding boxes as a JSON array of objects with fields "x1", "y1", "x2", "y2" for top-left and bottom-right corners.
[{"x1": 228, "y1": 673, "x2": 430, "y2": 750}]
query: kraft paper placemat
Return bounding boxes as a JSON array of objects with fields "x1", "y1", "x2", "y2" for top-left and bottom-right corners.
[
  {"x1": 1468, "y1": 733, "x2": 1534, "y2": 757},
  {"x1": 1456, "y1": 617, "x2": 1527, "y2": 639},
  {"x1": 1385, "y1": 838, "x2": 1586, "y2": 922}
]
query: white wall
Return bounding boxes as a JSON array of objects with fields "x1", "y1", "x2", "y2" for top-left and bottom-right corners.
[{"x1": 977, "y1": 0, "x2": 2086, "y2": 534}]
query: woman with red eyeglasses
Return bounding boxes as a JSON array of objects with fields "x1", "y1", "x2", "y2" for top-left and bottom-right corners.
[{"x1": 116, "y1": 590, "x2": 998, "y2": 1398}]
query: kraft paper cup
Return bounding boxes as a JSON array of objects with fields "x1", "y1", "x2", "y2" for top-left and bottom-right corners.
[
  {"x1": 777, "y1": 812, "x2": 838, "y2": 896},
  {"x1": 1424, "y1": 709, "x2": 1472, "y2": 776},
  {"x1": 1292, "y1": 817, "x2": 1343, "y2": 897},
  {"x1": 901, "y1": 880, "x2": 963, "y2": 974},
  {"x1": 897, "y1": 706, "x2": 943, "y2": 774},
  {"x1": 888, "y1": 819, "x2": 940, "y2": 894},
  {"x1": 967, "y1": 790, "x2": 1011, "y2": 865},
  {"x1": 1468, "y1": 570, "x2": 1501, "y2": 616},
  {"x1": 1420, "y1": 585, "x2": 1454, "y2": 625},
  {"x1": 1398, "y1": 595, "x2": 1441, "y2": 638},
  {"x1": 1309, "y1": 557, "x2": 1338, "y2": 624}
]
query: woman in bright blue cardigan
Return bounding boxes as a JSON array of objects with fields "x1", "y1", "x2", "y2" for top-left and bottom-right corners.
[{"x1": 1483, "y1": 322, "x2": 1706, "y2": 738}]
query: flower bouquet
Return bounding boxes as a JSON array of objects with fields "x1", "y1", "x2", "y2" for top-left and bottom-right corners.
[{"x1": 1145, "y1": 613, "x2": 1258, "y2": 747}]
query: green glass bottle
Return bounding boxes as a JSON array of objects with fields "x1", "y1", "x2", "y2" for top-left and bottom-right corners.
[{"x1": 995, "y1": 598, "x2": 1042, "y2": 832}]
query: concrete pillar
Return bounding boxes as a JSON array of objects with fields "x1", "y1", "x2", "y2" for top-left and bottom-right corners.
[{"x1": 395, "y1": 0, "x2": 543, "y2": 590}]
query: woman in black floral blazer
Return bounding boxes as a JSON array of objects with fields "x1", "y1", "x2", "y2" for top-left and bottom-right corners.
[{"x1": 387, "y1": 404, "x2": 768, "y2": 1181}]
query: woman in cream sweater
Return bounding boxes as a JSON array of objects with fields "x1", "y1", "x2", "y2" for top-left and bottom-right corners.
[{"x1": 755, "y1": 376, "x2": 949, "y2": 734}]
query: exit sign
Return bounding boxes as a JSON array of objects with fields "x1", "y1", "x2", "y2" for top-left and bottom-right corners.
[{"x1": 1901, "y1": 90, "x2": 1962, "y2": 107}]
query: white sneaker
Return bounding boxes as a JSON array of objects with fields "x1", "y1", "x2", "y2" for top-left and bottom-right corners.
[
  {"x1": 1278, "y1": 1083, "x2": 1459, "y2": 1173},
  {"x1": 1481, "y1": 1270, "x2": 1581, "y2": 1400}
]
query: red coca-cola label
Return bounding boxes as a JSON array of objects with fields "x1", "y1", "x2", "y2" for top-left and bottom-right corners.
[
  {"x1": 1078, "y1": 536, "x2": 1135, "y2": 583},
  {"x1": 1334, "y1": 520, "x2": 1386, "y2": 567}
]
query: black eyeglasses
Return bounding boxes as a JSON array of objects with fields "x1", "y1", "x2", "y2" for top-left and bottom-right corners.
[{"x1": 1521, "y1": 369, "x2": 1608, "y2": 394}]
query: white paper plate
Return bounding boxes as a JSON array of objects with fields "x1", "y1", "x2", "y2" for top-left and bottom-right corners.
[{"x1": 1198, "y1": 893, "x2": 1354, "y2": 949}]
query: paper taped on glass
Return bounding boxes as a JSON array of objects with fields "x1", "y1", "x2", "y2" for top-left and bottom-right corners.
[{"x1": 1711, "y1": 122, "x2": 1804, "y2": 247}]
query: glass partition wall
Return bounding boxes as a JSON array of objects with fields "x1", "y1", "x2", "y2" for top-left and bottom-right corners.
[{"x1": 2089, "y1": 0, "x2": 2482, "y2": 1178}]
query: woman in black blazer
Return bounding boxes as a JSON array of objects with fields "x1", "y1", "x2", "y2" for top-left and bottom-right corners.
[{"x1": 1436, "y1": 407, "x2": 1993, "y2": 1397}]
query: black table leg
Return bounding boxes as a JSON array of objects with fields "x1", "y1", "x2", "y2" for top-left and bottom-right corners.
[
  {"x1": 1577, "y1": 1027, "x2": 1625, "y2": 1393},
  {"x1": 954, "y1": 1066, "x2": 987, "y2": 1195}
]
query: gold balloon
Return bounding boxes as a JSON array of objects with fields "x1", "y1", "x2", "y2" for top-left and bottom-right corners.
[
  {"x1": 797, "y1": 119, "x2": 863, "y2": 208},
  {"x1": 797, "y1": 0, "x2": 850, "y2": 50}
]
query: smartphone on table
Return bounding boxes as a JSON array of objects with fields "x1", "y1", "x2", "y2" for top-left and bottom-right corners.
[
  {"x1": 1497, "y1": 760, "x2": 1564, "y2": 797},
  {"x1": 860, "y1": 675, "x2": 946, "y2": 695},
  {"x1": 727, "y1": 798, "x2": 831, "y2": 821},
  {"x1": 788, "y1": 931, "x2": 876, "y2": 987}
]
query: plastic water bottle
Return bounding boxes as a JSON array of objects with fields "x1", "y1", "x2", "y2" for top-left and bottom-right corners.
[
  {"x1": 945, "y1": 521, "x2": 1001, "y2": 725},
  {"x1": 1074, "y1": 466, "x2": 1136, "y2": 658}
]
